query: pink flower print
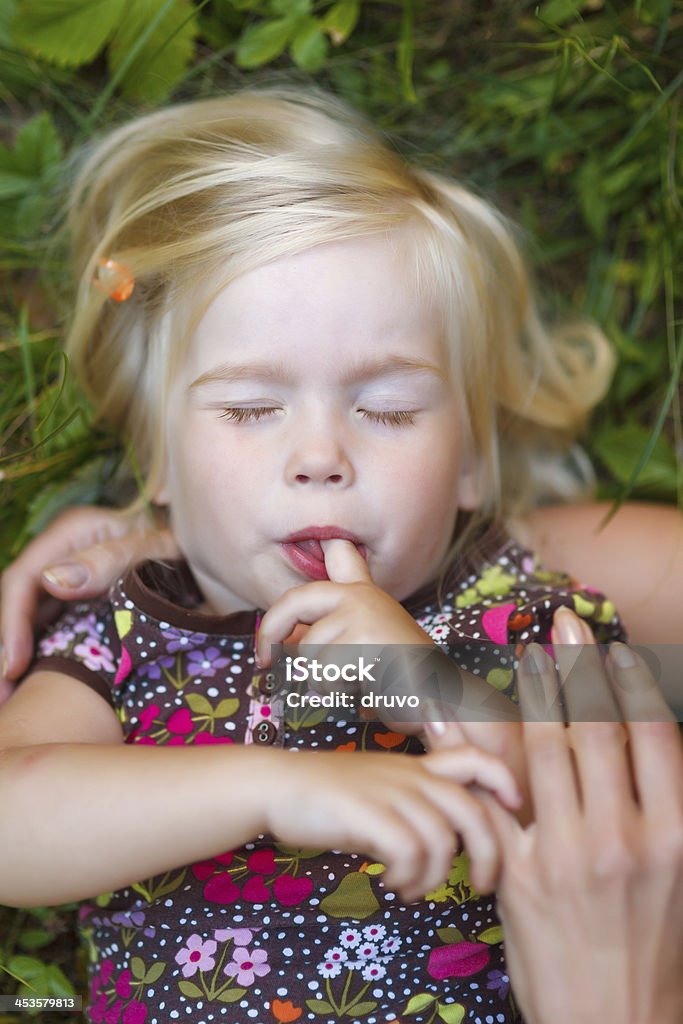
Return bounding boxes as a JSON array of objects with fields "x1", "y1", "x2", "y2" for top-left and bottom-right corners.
[
  {"x1": 121, "y1": 1000, "x2": 148, "y2": 1024},
  {"x1": 74, "y1": 637, "x2": 115, "y2": 673},
  {"x1": 187, "y1": 647, "x2": 231, "y2": 678},
  {"x1": 429, "y1": 624, "x2": 451, "y2": 641},
  {"x1": 322, "y1": 947, "x2": 347, "y2": 965},
  {"x1": 481, "y1": 603, "x2": 516, "y2": 645},
  {"x1": 224, "y1": 946, "x2": 270, "y2": 986},
  {"x1": 138, "y1": 705, "x2": 160, "y2": 731},
  {"x1": 214, "y1": 927, "x2": 253, "y2": 945},
  {"x1": 362, "y1": 924, "x2": 386, "y2": 942},
  {"x1": 167, "y1": 708, "x2": 194, "y2": 734},
  {"x1": 89, "y1": 993, "x2": 108, "y2": 1023},
  {"x1": 103, "y1": 998, "x2": 124, "y2": 1024},
  {"x1": 175, "y1": 935, "x2": 217, "y2": 978},
  {"x1": 339, "y1": 927, "x2": 361, "y2": 949},
  {"x1": 427, "y1": 941, "x2": 490, "y2": 980},
  {"x1": 114, "y1": 646, "x2": 132, "y2": 685},
  {"x1": 114, "y1": 968, "x2": 132, "y2": 998},
  {"x1": 361, "y1": 962, "x2": 386, "y2": 982},
  {"x1": 381, "y1": 936, "x2": 401, "y2": 957},
  {"x1": 39, "y1": 629, "x2": 72, "y2": 656},
  {"x1": 162, "y1": 628, "x2": 208, "y2": 654},
  {"x1": 355, "y1": 941, "x2": 378, "y2": 961}
]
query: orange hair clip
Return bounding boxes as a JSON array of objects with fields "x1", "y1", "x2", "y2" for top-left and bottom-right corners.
[{"x1": 94, "y1": 257, "x2": 135, "y2": 302}]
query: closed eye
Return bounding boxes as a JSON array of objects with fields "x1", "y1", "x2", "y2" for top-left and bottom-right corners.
[
  {"x1": 359, "y1": 409, "x2": 416, "y2": 426},
  {"x1": 219, "y1": 407, "x2": 279, "y2": 423}
]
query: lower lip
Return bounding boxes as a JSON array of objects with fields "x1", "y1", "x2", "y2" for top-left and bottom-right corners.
[
  {"x1": 280, "y1": 540, "x2": 368, "y2": 581},
  {"x1": 281, "y1": 542, "x2": 329, "y2": 581}
]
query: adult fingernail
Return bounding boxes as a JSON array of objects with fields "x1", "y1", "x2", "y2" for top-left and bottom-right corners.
[
  {"x1": 43, "y1": 562, "x2": 89, "y2": 589},
  {"x1": 552, "y1": 607, "x2": 586, "y2": 645},
  {"x1": 521, "y1": 644, "x2": 546, "y2": 674},
  {"x1": 609, "y1": 643, "x2": 636, "y2": 668},
  {"x1": 0, "y1": 647, "x2": 8, "y2": 680}
]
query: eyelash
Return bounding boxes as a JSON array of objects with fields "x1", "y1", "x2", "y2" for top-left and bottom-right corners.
[{"x1": 218, "y1": 408, "x2": 417, "y2": 426}]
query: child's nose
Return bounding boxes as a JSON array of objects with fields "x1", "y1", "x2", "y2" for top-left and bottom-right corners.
[{"x1": 284, "y1": 423, "x2": 354, "y2": 488}]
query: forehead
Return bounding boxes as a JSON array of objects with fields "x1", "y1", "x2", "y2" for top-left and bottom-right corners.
[{"x1": 182, "y1": 233, "x2": 448, "y2": 380}]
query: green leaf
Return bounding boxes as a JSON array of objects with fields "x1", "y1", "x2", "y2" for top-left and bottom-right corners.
[
  {"x1": 144, "y1": 961, "x2": 166, "y2": 984},
  {"x1": 217, "y1": 987, "x2": 247, "y2": 1002},
  {"x1": 478, "y1": 925, "x2": 504, "y2": 945},
  {"x1": 438, "y1": 1003, "x2": 466, "y2": 1024},
  {"x1": 290, "y1": 16, "x2": 328, "y2": 72},
  {"x1": 437, "y1": 927, "x2": 464, "y2": 945},
  {"x1": 185, "y1": 693, "x2": 214, "y2": 715},
  {"x1": 131, "y1": 957, "x2": 146, "y2": 980},
  {"x1": 11, "y1": 0, "x2": 126, "y2": 67},
  {"x1": 306, "y1": 999, "x2": 334, "y2": 1014},
  {"x1": 537, "y1": 0, "x2": 586, "y2": 22},
  {"x1": 348, "y1": 1002, "x2": 376, "y2": 1017},
  {"x1": 404, "y1": 992, "x2": 436, "y2": 1014},
  {"x1": 45, "y1": 965, "x2": 74, "y2": 997},
  {"x1": 322, "y1": 0, "x2": 360, "y2": 44},
  {"x1": 107, "y1": 0, "x2": 198, "y2": 103},
  {"x1": 0, "y1": 171, "x2": 32, "y2": 199},
  {"x1": 271, "y1": 0, "x2": 310, "y2": 14},
  {"x1": 178, "y1": 980, "x2": 203, "y2": 998},
  {"x1": 593, "y1": 423, "x2": 678, "y2": 494},
  {"x1": 17, "y1": 930, "x2": 53, "y2": 952},
  {"x1": 7, "y1": 112, "x2": 62, "y2": 175},
  {"x1": 235, "y1": 16, "x2": 295, "y2": 68},
  {"x1": 214, "y1": 698, "x2": 240, "y2": 718}
]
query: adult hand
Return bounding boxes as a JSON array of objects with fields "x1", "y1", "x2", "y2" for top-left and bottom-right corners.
[
  {"x1": 0, "y1": 505, "x2": 178, "y2": 700},
  {"x1": 482, "y1": 625, "x2": 683, "y2": 1024}
]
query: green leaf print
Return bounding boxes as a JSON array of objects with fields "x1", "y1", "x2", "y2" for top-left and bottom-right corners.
[
  {"x1": 438, "y1": 1003, "x2": 466, "y2": 1024},
  {"x1": 478, "y1": 925, "x2": 504, "y2": 945},
  {"x1": 215, "y1": 698, "x2": 240, "y2": 718},
  {"x1": 437, "y1": 927, "x2": 464, "y2": 945},
  {"x1": 145, "y1": 962, "x2": 166, "y2": 983},
  {"x1": 347, "y1": 1001, "x2": 376, "y2": 1016},
  {"x1": 307, "y1": 998, "x2": 335, "y2": 1014},
  {"x1": 217, "y1": 987, "x2": 247, "y2": 1002},
  {"x1": 178, "y1": 980, "x2": 203, "y2": 998},
  {"x1": 131, "y1": 957, "x2": 146, "y2": 980},
  {"x1": 404, "y1": 992, "x2": 436, "y2": 1014},
  {"x1": 185, "y1": 693, "x2": 215, "y2": 715}
]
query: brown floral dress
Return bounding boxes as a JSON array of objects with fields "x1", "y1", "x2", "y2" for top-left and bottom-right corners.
[{"x1": 32, "y1": 529, "x2": 625, "y2": 1024}]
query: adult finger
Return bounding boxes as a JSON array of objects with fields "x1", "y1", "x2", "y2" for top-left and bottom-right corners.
[
  {"x1": 424, "y1": 745, "x2": 523, "y2": 811},
  {"x1": 552, "y1": 607, "x2": 621, "y2": 723},
  {"x1": 608, "y1": 644, "x2": 683, "y2": 816},
  {"x1": 42, "y1": 525, "x2": 179, "y2": 599},
  {"x1": 524, "y1": 719, "x2": 581, "y2": 840},
  {"x1": 320, "y1": 538, "x2": 372, "y2": 584}
]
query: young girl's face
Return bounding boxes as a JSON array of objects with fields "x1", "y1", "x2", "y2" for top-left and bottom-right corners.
[{"x1": 155, "y1": 233, "x2": 479, "y2": 614}]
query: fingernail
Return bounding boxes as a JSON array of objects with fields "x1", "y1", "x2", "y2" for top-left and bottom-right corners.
[
  {"x1": 425, "y1": 720, "x2": 447, "y2": 738},
  {"x1": 521, "y1": 644, "x2": 546, "y2": 674},
  {"x1": 552, "y1": 607, "x2": 586, "y2": 645},
  {"x1": 43, "y1": 562, "x2": 89, "y2": 589},
  {"x1": 609, "y1": 643, "x2": 636, "y2": 668},
  {"x1": 0, "y1": 648, "x2": 8, "y2": 681}
]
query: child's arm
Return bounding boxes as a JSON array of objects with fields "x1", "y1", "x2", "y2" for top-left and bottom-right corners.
[
  {"x1": 517, "y1": 501, "x2": 683, "y2": 643},
  {"x1": 0, "y1": 668, "x2": 520, "y2": 909}
]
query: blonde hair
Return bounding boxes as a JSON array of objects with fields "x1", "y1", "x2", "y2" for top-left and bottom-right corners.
[{"x1": 65, "y1": 86, "x2": 615, "y2": 569}]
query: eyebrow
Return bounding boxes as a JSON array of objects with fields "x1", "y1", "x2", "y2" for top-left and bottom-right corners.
[{"x1": 190, "y1": 355, "x2": 447, "y2": 389}]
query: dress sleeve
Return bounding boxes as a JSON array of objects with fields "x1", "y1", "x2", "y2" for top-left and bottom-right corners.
[{"x1": 25, "y1": 596, "x2": 121, "y2": 709}]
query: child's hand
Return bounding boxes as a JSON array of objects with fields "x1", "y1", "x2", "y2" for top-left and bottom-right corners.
[
  {"x1": 257, "y1": 539, "x2": 435, "y2": 662},
  {"x1": 265, "y1": 746, "x2": 522, "y2": 901}
]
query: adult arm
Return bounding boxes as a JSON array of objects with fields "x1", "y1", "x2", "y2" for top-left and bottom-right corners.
[{"x1": 513, "y1": 501, "x2": 683, "y2": 643}]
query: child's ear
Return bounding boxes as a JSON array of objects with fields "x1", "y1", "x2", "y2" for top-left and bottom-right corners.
[{"x1": 455, "y1": 454, "x2": 482, "y2": 511}]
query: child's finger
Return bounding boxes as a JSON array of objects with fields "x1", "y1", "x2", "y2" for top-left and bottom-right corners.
[
  {"x1": 256, "y1": 582, "x2": 338, "y2": 666},
  {"x1": 320, "y1": 538, "x2": 372, "y2": 584},
  {"x1": 424, "y1": 746, "x2": 523, "y2": 811}
]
